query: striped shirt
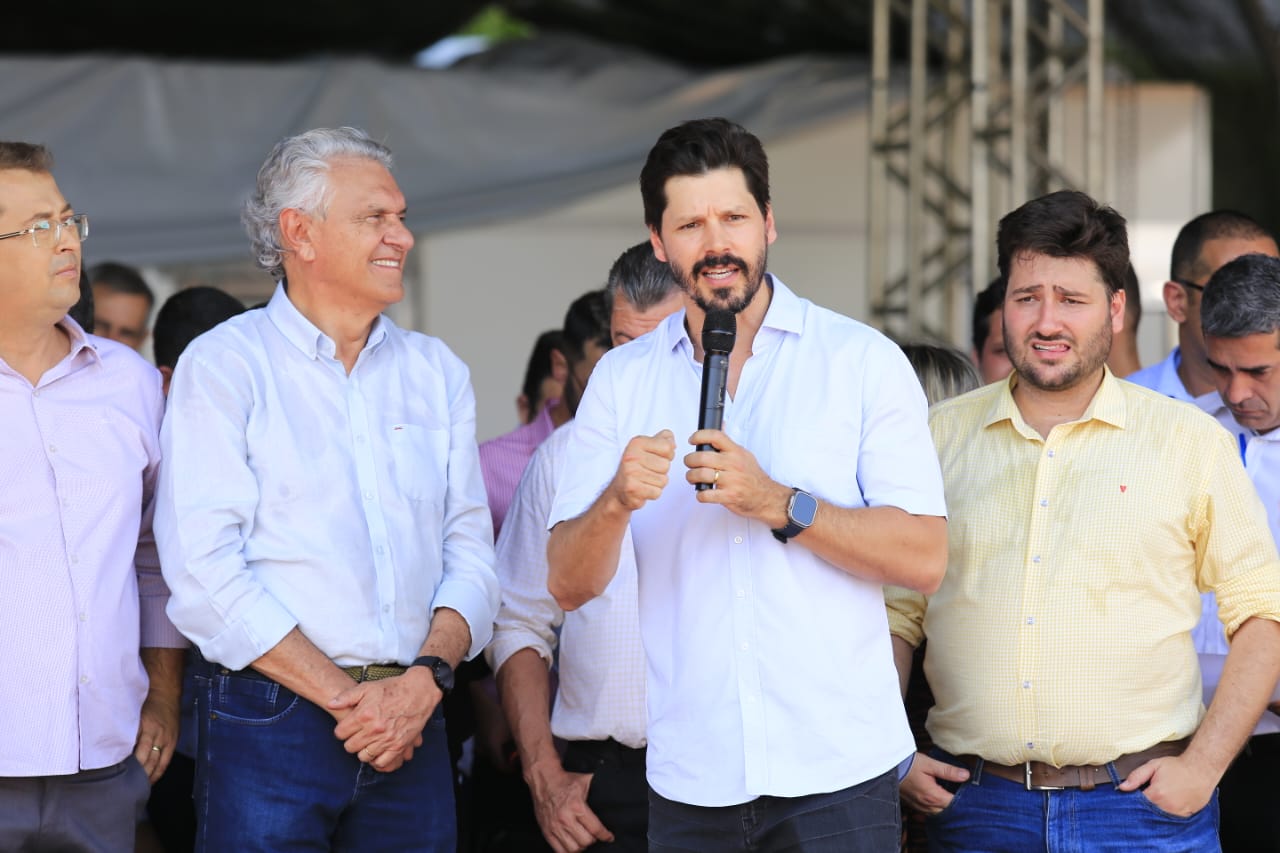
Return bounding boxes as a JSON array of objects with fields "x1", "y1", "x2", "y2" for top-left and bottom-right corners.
[
  {"x1": 479, "y1": 400, "x2": 557, "y2": 537},
  {"x1": 887, "y1": 369, "x2": 1280, "y2": 767},
  {"x1": 486, "y1": 421, "x2": 646, "y2": 748},
  {"x1": 0, "y1": 318, "x2": 185, "y2": 775}
]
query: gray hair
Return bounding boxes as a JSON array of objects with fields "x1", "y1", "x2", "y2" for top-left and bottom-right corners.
[
  {"x1": 899, "y1": 341, "x2": 981, "y2": 406},
  {"x1": 605, "y1": 241, "x2": 680, "y2": 314},
  {"x1": 1201, "y1": 253, "x2": 1280, "y2": 339},
  {"x1": 241, "y1": 127, "x2": 393, "y2": 278}
]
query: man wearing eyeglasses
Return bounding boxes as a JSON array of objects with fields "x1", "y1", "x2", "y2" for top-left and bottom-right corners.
[
  {"x1": 0, "y1": 141, "x2": 187, "y2": 850},
  {"x1": 1128, "y1": 210, "x2": 1278, "y2": 404}
]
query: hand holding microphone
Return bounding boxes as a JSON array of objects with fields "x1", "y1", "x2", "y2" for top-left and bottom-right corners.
[{"x1": 695, "y1": 310, "x2": 735, "y2": 491}]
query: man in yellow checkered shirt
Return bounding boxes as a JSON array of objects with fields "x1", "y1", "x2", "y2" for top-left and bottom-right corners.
[{"x1": 886, "y1": 190, "x2": 1280, "y2": 853}]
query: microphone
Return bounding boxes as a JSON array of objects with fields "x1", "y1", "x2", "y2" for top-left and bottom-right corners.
[{"x1": 695, "y1": 309, "x2": 736, "y2": 491}]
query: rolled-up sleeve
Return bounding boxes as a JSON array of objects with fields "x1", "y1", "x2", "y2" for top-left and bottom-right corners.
[
  {"x1": 486, "y1": 433, "x2": 564, "y2": 673},
  {"x1": 1193, "y1": 433, "x2": 1280, "y2": 639},
  {"x1": 154, "y1": 352, "x2": 298, "y2": 671},
  {"x1": 428, "y1": 354, "x2": 500, "y2": 661}
]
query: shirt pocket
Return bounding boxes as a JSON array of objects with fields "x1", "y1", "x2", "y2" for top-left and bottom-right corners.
[{"x1": 387, "y1": 423, "x2": 450, "y2": 506}]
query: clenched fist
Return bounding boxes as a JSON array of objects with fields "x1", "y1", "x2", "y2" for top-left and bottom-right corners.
[{"x1": 609, "y1": 429, "x2": 676, "y2": 511}]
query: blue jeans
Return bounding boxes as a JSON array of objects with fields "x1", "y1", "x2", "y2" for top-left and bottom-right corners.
[
  {"x1": 191, "y1": 662, "x2": 455, "y2": 852},
  {"x1": 925, "y1": 751, "x2": 1220, "y2": 853},
  {"x1": 648, "y1": 769, "x2": 901, "y2": 852}
]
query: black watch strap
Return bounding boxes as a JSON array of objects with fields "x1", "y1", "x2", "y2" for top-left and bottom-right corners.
[
  {"x1": 772, "y1": 488, "x2": 817, "y2": 543},
  {"x1": 410, "y1": 655, "x2": 455, "y2": 694}
]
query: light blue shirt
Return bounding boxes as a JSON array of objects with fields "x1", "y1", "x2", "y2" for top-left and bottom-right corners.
[
  {"x1": 549, "y1": 276, "x2": 946, "y2": 806},
  {"x1": 1126, "y1": 346, "x2": 1194, "y2": 403},
  {"x1": 156, "y1": 284, "x2": 498, "y2": 671}
]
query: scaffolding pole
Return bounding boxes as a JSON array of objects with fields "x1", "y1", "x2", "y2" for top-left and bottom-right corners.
[{"x1": 868, "y1": 0, "x2": 1107, "y2": 343}]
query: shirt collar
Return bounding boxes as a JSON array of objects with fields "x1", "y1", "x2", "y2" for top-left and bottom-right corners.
[
  {"x1": 983, "y1": 366, "x2": 1127, "y2": 433},
  {"x1": 59, "y1": 314, "x2": 101, "y2": 365},
  {"x1": 664, "y1": 273, "x2": 800, "y2": 354},
  {"x1": 265, "y1": 281, "x2": 389, "y2": 361}
]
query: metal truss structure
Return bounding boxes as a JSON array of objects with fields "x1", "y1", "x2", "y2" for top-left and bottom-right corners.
[{"x1": 868, "y1": 0, "x2": 1106, "y2": 343}]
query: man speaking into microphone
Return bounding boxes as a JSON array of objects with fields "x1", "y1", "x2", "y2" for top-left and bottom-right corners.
[{"x1": 547, "y1": 118, "x2": 948, "y2": 852}]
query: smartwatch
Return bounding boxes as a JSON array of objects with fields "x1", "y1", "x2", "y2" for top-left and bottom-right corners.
[
  {"x1": 772, "y1": 488, "x2": 818, "y2": 543},
  {"x1": 410, "y1": 655, "x2": 455, "y2": 694}
]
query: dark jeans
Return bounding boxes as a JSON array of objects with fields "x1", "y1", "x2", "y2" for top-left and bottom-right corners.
[
  {"x1": 190, "y1": 659, "x2": 456, "y2": 852},
  {"x1": 648, "y1": 769, "x2": 901, "y2": 853},
  {"x1": 925, "y1": 750, "x2": 1220, "y2": 853},
  {"x1": 563, "y1": 739, "x2": 648, "y2": 852},
  {"x1": 0, "y1": 758, "x2": 150, "y2": 853},
  {"x1": 1219, "y1": 732, "x2": 1280, "y2": 853}
]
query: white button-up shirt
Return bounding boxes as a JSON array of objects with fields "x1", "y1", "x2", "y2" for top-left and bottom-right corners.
[
  {"x1": 549, "y1": 277, "x2": 947, "y2": 806},
  {"x1": 156, "y1": 284, "x2": 499, "y2": 670},
  {"x1": 487, "y1": 421, "x2": 646, "y2": 748},
  {"x1": 1, "y1": 319, "x2": 185, "y2": 775}
]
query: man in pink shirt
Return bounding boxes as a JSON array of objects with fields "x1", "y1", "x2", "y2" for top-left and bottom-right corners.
[
  {"x1": 0, "y1": 141, "x2": 186, "y2": 850},
  {"x1": 479, "y1": 292, "x2": 611, "y2": 537}
]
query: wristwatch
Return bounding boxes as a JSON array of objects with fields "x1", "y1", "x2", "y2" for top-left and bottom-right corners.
[
  {"x1": 772, "y1": 488, "x2": 818, "y2": 543},
  {"x1": 410, "y1": 655, "x2": 455, "y2": 694}
]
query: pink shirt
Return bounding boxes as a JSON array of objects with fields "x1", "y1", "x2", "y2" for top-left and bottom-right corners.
[
  {"x1": 479, "y1": 400, "x2": 557, "y2": 536},
  {"x1": 0, "y1": 318, "x2": 185, "y2": 776}
]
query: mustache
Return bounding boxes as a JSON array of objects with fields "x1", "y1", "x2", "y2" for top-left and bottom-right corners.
[{"x1": 692, "y1": 253, "x2": 748, "y2": 278}]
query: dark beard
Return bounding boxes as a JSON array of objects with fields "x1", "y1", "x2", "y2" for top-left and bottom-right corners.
[{"x1": 671, "y1": 249, "x2": 768, "y2": 315}]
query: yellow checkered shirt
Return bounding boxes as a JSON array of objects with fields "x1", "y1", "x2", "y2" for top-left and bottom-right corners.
[{"x1": 886, "y1": 370, "x2": 1280, "y2": 767}]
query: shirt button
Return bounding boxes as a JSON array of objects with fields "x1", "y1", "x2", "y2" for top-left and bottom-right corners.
[
  {"x1": 1027, "y1": 742, "x2": 1035, "y2": 749},
  {"x1": 80, "y1": 675, "x2": 89, "y2": 684},
  {"x1": 1032, "y1": 555, "x2": 1041, "y2": 563},
  {"x1": 70, "y1": 555, "x2": 79, "y2": 565},
  {"x1": 48, "y1": 444, "x2": 57, "y2": 453},
  {"x1": 364, "y1": 490, "x2": 374, "y2": 500},
  {"x1": 79, "y1": 613, "x2": 87, "y2": 622},
  {"x1": 733, "y1": 536, "x2": 743, "y2": 544},
  {"x1": 1047, "y1": 449, "x2": 1055, "y2": 458},
  {"x1": 1039, "y1": 498, "x2": 1048, "y2": 507},
  {"x1": 740, "y1": 642, "x2": 749, "y2": 652},
  {"x1": 736, "y1": 588, "x2": 746, "y2": 598},
  {"x1": 376, "y1": 545, "x2": 385, "y2": 555},
  {"x1": 1026, "y1": 616, "x2": 1035, "y2": 625},
  {"x1": 1022, "y1": 680, "x2": 1031, "y2": 689},
  {"x1": 382, "y1": 605, "x2": 390, "y2": 614}
]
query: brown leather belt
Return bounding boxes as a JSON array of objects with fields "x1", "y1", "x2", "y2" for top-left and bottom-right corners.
[
  {"x1": 957, "y1": 738, "x2": 1190, "y2": 791},
  {"x1": 217, "y1": 663, "x2": 406, "y2": 683}
]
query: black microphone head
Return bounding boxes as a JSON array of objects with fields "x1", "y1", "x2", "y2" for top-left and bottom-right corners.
[{"x1": 701, "y1": 310, "x2": 736, "y2": 355}]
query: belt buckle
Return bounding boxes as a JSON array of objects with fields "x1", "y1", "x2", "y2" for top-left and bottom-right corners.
[{"x1": 1024, "y1": 762, "x2": 1064, "y2": 791}]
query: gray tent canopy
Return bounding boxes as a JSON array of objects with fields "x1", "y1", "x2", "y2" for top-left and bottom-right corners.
[{"x1": 1, "y1": 34, "x2": 868, "y2": 265}]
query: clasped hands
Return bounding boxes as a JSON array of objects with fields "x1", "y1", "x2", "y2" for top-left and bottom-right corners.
[{"x1": 328, "y1": 666, "x2": 441, "y2": 773}]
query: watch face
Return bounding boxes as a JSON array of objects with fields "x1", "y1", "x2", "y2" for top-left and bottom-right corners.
[
  {"x1": 790, "y1": 490, "x2": 819, "y2": 527},
  {"x1": 433, "y1": 661, "x2": 455, "y2": 692}
]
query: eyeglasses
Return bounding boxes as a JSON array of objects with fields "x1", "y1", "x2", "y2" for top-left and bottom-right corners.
[
  {"x1": 1172, "y1": 277, "x2": 1204, "y2": 293},
  {"x1": 0, "y1": 214, "x2": 89, "y2": 248}
]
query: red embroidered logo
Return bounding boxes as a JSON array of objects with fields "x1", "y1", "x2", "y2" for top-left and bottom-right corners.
[{"x1": 1120, "y1": 485, "x2": 1127, "y2": 493}]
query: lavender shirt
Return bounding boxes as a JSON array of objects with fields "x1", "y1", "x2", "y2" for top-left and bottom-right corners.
[{"x1": 0, "y1": 318, "x2": 185, "y2": 776}]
